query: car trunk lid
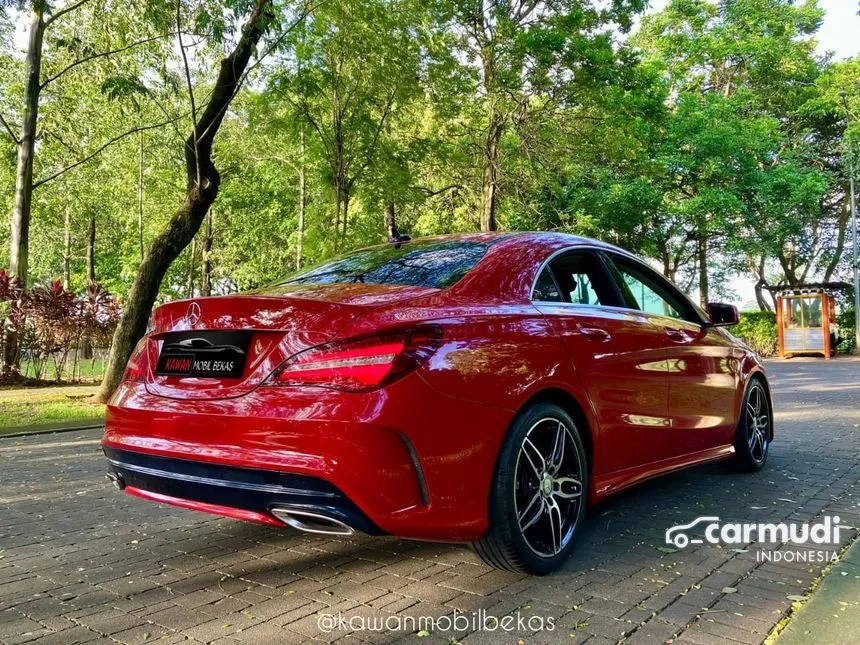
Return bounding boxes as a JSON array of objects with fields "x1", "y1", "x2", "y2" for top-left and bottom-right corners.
[{"x1": 143, "y1": 283, "x2": 436, "y2": 400}]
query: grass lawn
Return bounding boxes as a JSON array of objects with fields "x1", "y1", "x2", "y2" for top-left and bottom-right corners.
[
  {"x1": 0, "y1": 385, "x2": 104, "y2": 435},
  {"x1": 19, "y1": 357, "x2": 107, "y2": 383}
]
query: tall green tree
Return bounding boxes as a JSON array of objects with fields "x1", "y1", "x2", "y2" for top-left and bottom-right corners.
[
  {"x1": 2, "y1": 0, "x2": 177, "y2": 287},
  {"x1": 98, "y1": 0, "x2": 313, "y2": 400},
  {"x1": 449, "y1": 0, "x2": 646, "y2": 231},
  {"x1": 634, "y1": 0, "x2": 832, "y2": 305},
  {"x1": 271, "y1": 0, "x2": 432, "y2": 249}
]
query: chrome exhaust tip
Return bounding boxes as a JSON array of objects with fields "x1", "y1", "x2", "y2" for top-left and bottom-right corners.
[
  {"x1": 106, "y1": 472, "x2": 125, "y2": 490},
  {"x1": 270, "y1": 507, "x2": 355, "y2": 536}
]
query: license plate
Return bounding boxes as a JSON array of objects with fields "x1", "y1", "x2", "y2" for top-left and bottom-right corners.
[{"x1": 156, "y1": 331, "x2": 251, "y2": 378}]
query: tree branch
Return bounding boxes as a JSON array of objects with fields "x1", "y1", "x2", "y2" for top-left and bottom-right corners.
[
  {"x1": 44, "y1": 0, "x2": 95, "y2": 28},
  {"x1": 193, "y1": 0, "x2": 325, "y2": 147},
  {"x1": 412, "y1": 184, "x2": 466, "y2": 198},
  {"x1": 0, "y1": 112, "x2": 19, "y2": 144},
  {"x1": 43, "y1": 129, "x2": 79, "y2": 154},
  {"x1": 32, "y1": 116, "x2": 182, "y2": 189},
  {"x1": 41, "y1": 33, "x2": 176, "y2": 89},
  {"x1": 176, "y1": 0, "x2": 200, "y2": 184},
  {"x1": 348, "y1": 89, "x2": 396, "y2": 187},
  {"x1": 252, "y1": 154, "x2": 299, "y2": 172}
]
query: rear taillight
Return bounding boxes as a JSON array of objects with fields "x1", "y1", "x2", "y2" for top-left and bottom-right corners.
[
  {"x1": 123, "y1": 338, "x2": 149, "y2": 382},
  {"x1": 265, "y1": 327, "x2": 442, "y2": 392}
]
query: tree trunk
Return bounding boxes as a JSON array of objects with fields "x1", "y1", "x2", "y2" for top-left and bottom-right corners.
[
  {"x1": 4, "y1": 8, "x2": 44, "y2": 374},
  {"x1": 480, "y1": 107, "x2": 503, "y2": 232},
  {"x1": 86, "y1": 216, "x2": 96, "y2": 282},
  {"x1": 137, "y1": 128, "x2": 145, "y2": 262},
  {"x1": 824, "y1": 189, "x2": 851, "y2": 281},
  {"x1": 776, "y1": 250, "x2": 800, "y2": 287},
  {"x1": 660, "y1": 250, "x2": 677, "y2": 283},
  {"x1": 80, "y1": 216, "x2": 96, "y2": 361},
  {"x1": 332, "y1": 87, "x2": 345, "y2": 240},
  {"x1": 697, "y1": 230, "x2": 709, "y2": 307},
  {"x1": 201, "y1": 209, "x2": 213, "y2": 296},
  {"x1": 748, "y1": 256, "x2": 771, "y2": 312},
  {"x1": 384, "y1": 201, "x2": 396, "y2": 239},
  {"x1": 754, "y1": 281, "x2": 771, "y2": 312},
  {"x1": 341, "y1": 190, "x2": 350, "y2": 241},
  {"x1": 296, "y1": 127, "x2": 305, "y2": 270},
  {"x1": 63, "y1": 207, "x2": 72, "y2": 289},
  {"x1": 186, "y1": 237, "x2": 196, "y2": 298},
  {"x1": 10, "y1": 8, "x2": 44, "y2": 286},
  {"x1": 97, "y1": 0, "x2": 273, "y2": 402}
]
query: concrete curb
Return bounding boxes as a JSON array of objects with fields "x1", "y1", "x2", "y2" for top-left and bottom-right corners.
[
  {"x1": 775, "y1": 537, "x2": 860, "y2": 643},
  {"x1": 0, "y1": 420, "x2": 104, "y2": 439}
]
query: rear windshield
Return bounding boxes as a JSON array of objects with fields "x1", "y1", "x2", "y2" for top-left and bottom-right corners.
[{"x1": 280, "y1": 240, "x2": 489, "y2": 289}]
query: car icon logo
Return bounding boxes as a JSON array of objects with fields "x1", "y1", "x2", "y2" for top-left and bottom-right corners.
[
  {"x1": 187, "y1": 302, "x2": 201, "y2": 326},
  {"x1": 665, "y1": 516, "x2": 721, "y2": 549}
]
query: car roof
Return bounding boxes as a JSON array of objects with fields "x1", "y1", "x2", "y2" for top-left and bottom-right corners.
[
  {"x1": 395, "y1": 232, "x2": 636, "y2": 303},
  {"x1": 313, "y1": 231, "x2": 643, "y2": 303},
  {"x1": 378, "y1": 231, "x2": 631, "y2": 255}
]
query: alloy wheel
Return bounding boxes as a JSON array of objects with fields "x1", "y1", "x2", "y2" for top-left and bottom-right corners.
[
  {"x1": 746, "y1": 382, "x2": 770, "y2": 463},
  {"x1": 514, "y1": 417, "x2": 584, "y2": 557}
]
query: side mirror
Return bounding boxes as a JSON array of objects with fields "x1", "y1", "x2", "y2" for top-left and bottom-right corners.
[{"x1": 707, "y1": 302, "x2": 739, "y2": 327}]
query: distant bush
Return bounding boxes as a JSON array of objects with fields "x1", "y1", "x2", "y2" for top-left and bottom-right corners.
[
  {"x1": 732, "y1": 311, "x2": 778, "y2": 357},
  {"x1": 837, "y1": 308, "x2": 856, "y2": 354},
  {"x1": 731, "y1": 307, "x2": 856, "y2": 357}
]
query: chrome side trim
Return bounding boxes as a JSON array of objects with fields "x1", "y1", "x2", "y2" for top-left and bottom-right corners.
[
  {"x1": 270, "y1": 507, "x2": 355, "y2": 535},
  {"x1": 529, "y1": 244, "x2": 708, "y2": 326},
  {"x1": 105, "y1": 458, "x2": 337, "y2": 498}
]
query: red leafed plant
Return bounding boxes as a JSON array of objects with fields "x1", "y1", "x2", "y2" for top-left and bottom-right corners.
[
  {"x1": 0, "y1": 270, "x2": 24, "y2": 302},
  {"x1": 28, "y1": 280, "x2": 82, "y2": 381},
  {"x1": 78, "y1": 281, "x2": 121, "y2": 377},
  {"x1": 0, "y1": 270, "x2": 28, "y2": 372},
  {"x1": 1, "y1": 271, "x2": 121, "y2": 383}
]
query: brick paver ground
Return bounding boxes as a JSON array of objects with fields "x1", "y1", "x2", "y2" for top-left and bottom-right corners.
[{"x1": 1, "y1": 358, "x2": 859, "y2": 644}]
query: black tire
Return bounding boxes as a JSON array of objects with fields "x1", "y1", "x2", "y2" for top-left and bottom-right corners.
[
  {"x1": 729, "y1": 376, "x2": 772, "y2": 472},
  {"x1": 473, "y1": 402, "x2": 589, "y2": 575}
]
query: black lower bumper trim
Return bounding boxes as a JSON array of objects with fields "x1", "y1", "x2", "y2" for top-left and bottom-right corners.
[{"x1": 103, "y1": 446, "x2": 383, "y2": 535}]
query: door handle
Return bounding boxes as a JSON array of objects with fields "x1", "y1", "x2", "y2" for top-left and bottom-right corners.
[
  {"x1": 664, "y1": 327, "x2": 692, "y2": 343},
  {"x1": 580, "y1": 327, "x2": 611, "y2": 342}
]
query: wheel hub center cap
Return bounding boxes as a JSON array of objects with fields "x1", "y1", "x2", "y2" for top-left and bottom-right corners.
[{"x1": 540, "y1": 475, "x2": 553, "y2": 496}]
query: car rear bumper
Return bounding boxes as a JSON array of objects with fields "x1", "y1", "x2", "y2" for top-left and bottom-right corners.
[
  {"x1": 102, "y1": 374, "x2": 515, "y2": 541},
  {"x1": 103, "y1": 446, "x2": 383, "y2": 534}
]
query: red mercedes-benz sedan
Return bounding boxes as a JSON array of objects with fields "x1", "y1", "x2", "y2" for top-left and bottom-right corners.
[{"x1": 103, "y1": 232, "x2": 773, "y2": 574}]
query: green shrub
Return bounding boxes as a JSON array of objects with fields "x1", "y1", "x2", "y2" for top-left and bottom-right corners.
[
  {"x1": 837, "y1": 308, "x2": 856, "y2": 354},
  {"x1": 731, "y1": 307, "x2": 856, "y2": 356},
  {"x1": 732, "y1": 311, "x2": 778, "y2": 357}
]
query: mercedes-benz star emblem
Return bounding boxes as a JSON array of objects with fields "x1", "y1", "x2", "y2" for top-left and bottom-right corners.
[{"x1": 187, "y1": 302, "x2": 201, "y2": 326}]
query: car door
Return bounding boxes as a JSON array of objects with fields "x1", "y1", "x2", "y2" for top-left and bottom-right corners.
[
  {"x1": 602, "y1": 252, "x2": 741, "y2": 457},
  {"x1": 531, "y1": 249, "x2": 672, "y2": 475}
]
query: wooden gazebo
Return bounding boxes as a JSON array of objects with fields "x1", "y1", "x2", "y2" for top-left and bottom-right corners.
[{"x1": 768, "y1": 283, "x2": 851, "y2": 359}]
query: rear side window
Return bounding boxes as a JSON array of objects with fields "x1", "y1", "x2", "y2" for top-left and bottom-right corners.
[
  {"x1": 533, "y1": 268, "x2": 563, "y2": 302},
  {"x1": 280, "y1": 240, "x2": 489, "y2": 289},
  {"x1": 532, "y1": 251, "x2": 619, "y2": 306}
]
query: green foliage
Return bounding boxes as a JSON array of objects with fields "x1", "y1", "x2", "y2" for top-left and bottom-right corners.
[
  {"x1": 0, "y1": 0, "x2": 855, "y2": 330},
  {"x1": 732, "y1": 311, "x2": 778, "y2": 357},
  {"x1": 836, "y1": 308, "x2": 856, "y2": 355}
]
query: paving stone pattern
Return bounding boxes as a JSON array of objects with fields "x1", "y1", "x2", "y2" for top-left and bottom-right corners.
[{"x1": 1, "y1": 358, "x2": 859, "y2": 644}]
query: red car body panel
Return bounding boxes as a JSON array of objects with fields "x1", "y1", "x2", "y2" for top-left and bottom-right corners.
[
  {"x1": 124, "y1": 486, "x2": 285, "y2": 527},
  {"x1": 103, "y1": 232, "x2": 771, "y2": 542}
]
